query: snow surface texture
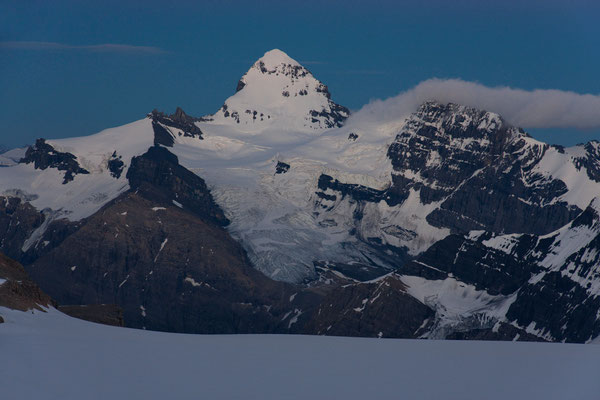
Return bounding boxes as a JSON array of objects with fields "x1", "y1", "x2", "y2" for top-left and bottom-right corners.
[{"x1": 1, "y1": 307, "x2": 599, "y2": 400}]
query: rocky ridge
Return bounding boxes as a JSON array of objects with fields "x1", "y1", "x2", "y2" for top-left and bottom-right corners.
[{"x1": 1, "y1": 50, "x2": 600, "y2": 342}]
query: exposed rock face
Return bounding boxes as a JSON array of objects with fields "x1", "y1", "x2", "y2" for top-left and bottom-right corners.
[
  {"x1": 313, "y1": 173, "x2": 411, "y2": 271},
  {"x1": 2, "y1": 96, "x2": 600, "y2": 343},
  {"x1": 314, "y1": 102, "x2": 585, "y2": 263},
  {"x1": 405, "y1": 198, "x2": 600, "y2": 343},
  {"x1": 303, "y1": 274, "x2": 433, "y2": 338},
  {"x1": 19, "y1": 138, "x2": 89, "y2": 183},
  {"x1": 58, "y1": 304, "x2": 125, "y2": 327},
  {"x1": 317, "y1": 174, "x2": 386, "y2": 204},
  {"x1": 303, "y1": 101, "x2": 600, "y2": 342},
  {"x1": 308, "y1": 101, "x2": 350, "y2": 129},
  {"x1": 126, "y1": 146, "x2": 228, "y2": 226},
  {"x1": 401, "y1": 233, "x2": 540, "y2": 296},
  {"x1": 577, "y1": 141, "x2": 600, "y2": 181},
  {"x1": 149, "y1": 107, "x2": 203, "y2": 147},
  {"x1": 0, "y1": 253, "x2": 128, "y2": 327},
  {"x1": 503, "y1": 201, "x2": 600, "y2": 342},
  {"x1": 445, "y1": 322, "x2": 546, "y2": 342},
  {"x1": 152, "y1": 120, "x2": 175, "y2": 147},
  {"x1": 506, "y1": 271, "x2": 600, "y2": 343},
  {"x1": 0, "y1": 195, "x2": 82, "y2": 266},
  {"x1": 0, "y1": 196, "x2": 45, "y2": 261},
  {"x1": 22, "y1": 146, "x2": 322, "y2": 333},
  {"x1": 311, "y1": 101, "x2": 592, "y2": 285},
  {"x1": 107, "y1": 151, "x2": 125, "y2": 178},
  {"x1": 386, "y1": 102, "x2": 581, "y2": 235},
  {"x1": 0, "y1": 252, "x2": 54, "y2": 312},
  {"x1": 275, "y1": 161, "x2": 290, "y2": 174}
]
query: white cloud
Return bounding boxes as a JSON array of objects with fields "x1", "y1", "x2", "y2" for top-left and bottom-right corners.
[
  {"x1": 351, "y1": 78, "x2": 600, "y2": 130},
  {"x1": 0, "y1": 41, "x2": 166, "y2": 54}
]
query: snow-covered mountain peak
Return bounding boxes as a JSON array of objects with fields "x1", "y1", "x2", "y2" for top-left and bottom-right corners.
[
  {"x1": 255, "y1": 48, "x2": 301, "y2": 70},
  {"x1": 202, "y1": 49, "x2": 349, "y2": 132}
]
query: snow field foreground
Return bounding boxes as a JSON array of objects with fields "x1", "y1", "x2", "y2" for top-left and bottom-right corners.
[{"x1": 1, "y1": 308, "x2": 599, "y2": 400}]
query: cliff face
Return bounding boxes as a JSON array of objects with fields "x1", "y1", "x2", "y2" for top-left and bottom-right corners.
[
  {"x1": 2, "y1": 49, "x2": 600, "y2": 343},
  {"x1": 20, "y1": 146, "x2": 318, "y2": 333},
  {"x1": 0, "y1": 252, "x2": 54, "y2": 314}
]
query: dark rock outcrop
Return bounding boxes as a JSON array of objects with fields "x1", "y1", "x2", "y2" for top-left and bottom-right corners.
[
  {"x1": 25, "y1": 190, "x2": 308, "y2": 333},
  {"x1": 20, "y1": 138, "x2": 89, "y2": 184},
  {"x1": 385, "y1": 102, "x2": 581, "y2": 234},
  {"x1": 506, "y1": 271, "x2": 600, "y2": 343},
  {"x1": 446, "y1": 322, "x2": 547, "y2": 342},
  {"x1": 126, "y1": 146, "x2": 228, "y2": 226},
  {"x1": 0, "y1": 252, "x2": 55, "y2": 312},
  {"x1": 317, "y1": 174, "x2": 386, "y2": 204},
  {"x1": 308, "y1": 102, "x2": 350, "y2": 129},
  {"x1": 20, "y1": 146, "x2": 325, "y2": 334},
  {"x1": 0, "y1": 252, "x2": 131, "y2": 327},
  {"x1": 401, "y1": 233, "x2": 541, "y2": 296},
  {"x1": 0, "y1": 196, "x2": 82, "y2": 266},
  {"x1": 0, "y1": 196, "x2": 45, "y2": 261},
  {"x1": 404, "y1": 199, "x2": 600, "y2": 343},
  {"x1": 152, "y1": 120, "x2": 175, "y2": 147},
  {"x1": 58, "y1": 304, "x2": 125, "y2": 327},
  {"x1": 235, "y1": 80, "x2": 246, "y2": 92},
  {"x1": 303, "y1": 274, "x2": 433, "y2": 338},
  {"x1": 107, "y1": 151, "x2": 125, "y2": 178},
  {"x1": 149, "y1": 107, "x2": 203, "y2": 147},
  {"x1": 315, "y1": 102, "x2": 582, "y2": 248},
  {"x1": 275, "y1": 161, "x2": 290, "y2": 174},
  {"x1": 3, "y1": 99, "x2": 600, "y2": 343}
]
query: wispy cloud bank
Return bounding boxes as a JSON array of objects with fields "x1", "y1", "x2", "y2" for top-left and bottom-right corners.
[
  {"x1": 353, "y1": 78, "x2": 600, "y2": 130},
  {"x1": 0, "y1": 41, "x2": 166, "y2": 54}
]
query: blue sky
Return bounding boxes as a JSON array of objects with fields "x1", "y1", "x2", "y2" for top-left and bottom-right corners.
[{"x1": 1, "y1": 0, "x2": 599, "y2": 148}]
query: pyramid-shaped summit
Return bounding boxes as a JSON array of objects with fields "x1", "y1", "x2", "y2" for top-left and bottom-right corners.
[{"x1": 205, "y1": 49, "x2": 349, "y2": 131}]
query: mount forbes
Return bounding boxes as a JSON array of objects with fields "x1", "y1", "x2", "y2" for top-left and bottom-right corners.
[{"x1": 2, "y1": 49, "x2": 600, "y2": 343}]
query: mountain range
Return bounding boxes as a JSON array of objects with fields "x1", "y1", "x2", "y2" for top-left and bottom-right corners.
[{"x1": 1, "y1": 49, "x2": 600, "y2": 343}]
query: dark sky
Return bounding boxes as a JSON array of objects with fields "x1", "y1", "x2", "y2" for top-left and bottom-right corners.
[{"x1": 1, "y1": 0, "x2": 600, "y2": 147}]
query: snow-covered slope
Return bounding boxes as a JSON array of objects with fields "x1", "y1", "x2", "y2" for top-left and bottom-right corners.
[
  {"x1": 204, "y1": 49, "x2": 349, "y2": 131},
  {"x1": 3, "y1": 49, "x2": 600, "y2": 342},
  {"x1": 2, "y1": 307, "x2": 599, "y2": 400},
  {"x1": 0, "y1": 118, "x2": 153, "y2": 222},
  {"x1": 398, "y1": 195, "x2": 600, "y2": 342},
  {"x1": 1, "y1": 49, "x2": 600, "y2": 288},
  {"x1": 174, "y1": 108, "x2": 406, "y2": 281},
  {"x1": 0, "y1": 147, "x2": 25, "y2": 167}
]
